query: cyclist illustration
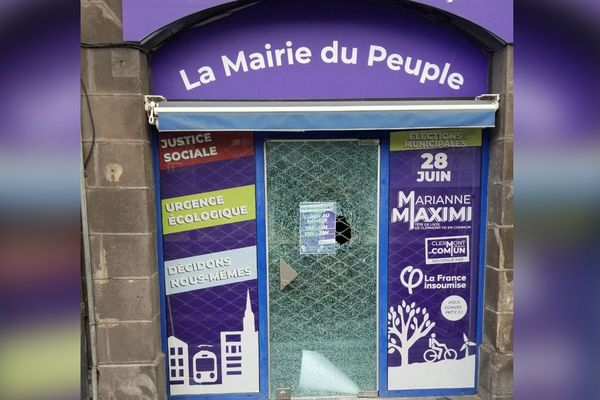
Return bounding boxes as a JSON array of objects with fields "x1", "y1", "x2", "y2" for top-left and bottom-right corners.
[{"x1": 423, "y1": 333, "x2": 457, "y2": 362}]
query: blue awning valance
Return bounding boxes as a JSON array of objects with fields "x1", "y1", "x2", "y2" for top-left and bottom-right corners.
[{"x1": 146, "y1": 97, "x2": 499, "y2": 132}]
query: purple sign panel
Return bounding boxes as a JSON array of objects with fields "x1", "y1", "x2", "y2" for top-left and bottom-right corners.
[
  {"x1": 123, "y1": 0, "x2": 513, "y2": 43},
  {"x1": 158, "y1": 131, "x2": 260, "y2": 396},
  {"x1": 387, "y1": 129, "x2": 482, "y2": 391},
  {"x1": 151, "y1": 0, "x2": 488, "y2": 100}
]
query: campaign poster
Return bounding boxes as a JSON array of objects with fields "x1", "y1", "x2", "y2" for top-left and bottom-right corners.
[
  {"x1": 157, "y1": 131, "x2": 259, "y2": 395},
  {"x1": 387, "y1": 129, "x2": 482, "y2": 391},
  {"x1": 299, "y1": 202, "x2": 337, "y2": 255}
]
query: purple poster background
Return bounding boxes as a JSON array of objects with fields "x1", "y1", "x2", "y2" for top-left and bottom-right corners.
[
  {"x1": 123, "y1": 0, "x2": 513, "y2": 43},
  {"x1": 158, "y1": 132, "x2": 259, "y2": 391},
  {"x1": 151, "y1": 0, "x2": 488, "y2": 100},
  {"x1": 387, "y1": 135, "x2": 481, "y2": 390}
]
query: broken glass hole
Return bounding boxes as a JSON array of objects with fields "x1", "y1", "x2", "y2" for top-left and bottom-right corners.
[{"x1": 335, "y1": 215, "x2": 351, "y2": 245}]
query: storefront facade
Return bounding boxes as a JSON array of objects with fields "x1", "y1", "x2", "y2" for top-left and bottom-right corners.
[{"x1": 81, "y1": 1, "x2": 513, "y2": 399}]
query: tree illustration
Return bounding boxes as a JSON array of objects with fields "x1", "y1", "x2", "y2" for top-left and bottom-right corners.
[{"x1": 388, "y1": 300, "x2": 436, "y2": 365}]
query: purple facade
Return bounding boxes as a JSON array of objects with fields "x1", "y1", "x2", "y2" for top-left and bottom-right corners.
[
  {"x1": 123, "y1": 0, "x2": 513, "y2": 43},
  {"x1": 151, "y1": 0, "x2": 489, "y2": 100},
  {"x1": 148, "y1": 1, "x2": 494, "y2": 395}
]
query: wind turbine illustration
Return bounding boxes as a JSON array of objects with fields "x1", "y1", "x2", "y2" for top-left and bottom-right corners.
[{"x1": 460, "y1": 333, "x2": 476, "y2": 357}]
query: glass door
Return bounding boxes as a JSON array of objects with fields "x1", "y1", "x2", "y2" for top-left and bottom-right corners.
[{"x1": 264, "y1": 138, "x2": 379, "y2": 398}]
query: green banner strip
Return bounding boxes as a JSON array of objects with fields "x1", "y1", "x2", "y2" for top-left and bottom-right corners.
[
  {"x1": 391, "y1": 128, "x2": 482, "y2": 151},
  {"x1": 162, "y1": 185, "x2": 256, "y2": 235}
]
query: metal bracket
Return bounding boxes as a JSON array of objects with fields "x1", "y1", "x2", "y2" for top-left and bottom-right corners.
[
  {"x1": 358, "y1": 390, "x2": 379, "y2": 398},
  {"x1": 275, "y1": 388, "x2": 291, "y2": 400},
  {"x1": 144, "y1": 95, "x2": 166, "y2": 126},
  {"x1": 476, "y1": 93, "x2": 500, "y2": 104},
  {"x1": 358, "y1": 139, "x2": 379, "y2": 146}
]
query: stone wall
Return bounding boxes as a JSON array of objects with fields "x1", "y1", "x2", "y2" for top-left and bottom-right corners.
[
  {"x1": 478, "y1": 46, "x2": 514, "y2": 400},
  {"x1": 81, "y1": 1, "x2": 166, "y2": 399}
]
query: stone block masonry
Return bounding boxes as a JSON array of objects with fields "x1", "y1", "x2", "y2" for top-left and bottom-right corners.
[
  {"x1": 81, "y1": 1, "x2": 166, "y2": 398},
  {"x1": 478, "y1": 45, "x2": 514, "y2": 400}
]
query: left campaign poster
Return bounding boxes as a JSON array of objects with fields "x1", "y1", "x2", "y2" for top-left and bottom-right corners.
[{"x1": 157, "y1": 131, "x2": 259, "y2": 395}]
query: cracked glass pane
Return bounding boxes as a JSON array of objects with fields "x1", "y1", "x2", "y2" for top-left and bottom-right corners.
[{"x1": 265, "y1": 139, "x2": 379, "y2": 398}]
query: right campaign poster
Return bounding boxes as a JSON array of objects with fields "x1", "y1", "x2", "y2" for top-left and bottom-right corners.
[{"x1": 387, "y1": 129, "x2": 482, "y2": 391}]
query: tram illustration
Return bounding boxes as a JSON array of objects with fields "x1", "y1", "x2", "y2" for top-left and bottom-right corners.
[{"x1": 192, "y1": 345, "x2": 218, "y2": 384}]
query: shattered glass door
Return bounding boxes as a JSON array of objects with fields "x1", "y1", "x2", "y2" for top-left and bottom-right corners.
[{"x1": 265, "y1": 139, "x2": 379, "y2": 398}]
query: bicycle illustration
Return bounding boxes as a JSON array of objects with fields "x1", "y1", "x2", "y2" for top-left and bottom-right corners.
[{"x1": 423, "y1": 333, "x2": 458, "y2": 362}]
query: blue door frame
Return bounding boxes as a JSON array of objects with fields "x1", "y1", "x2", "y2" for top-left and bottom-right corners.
[{"x1": 254, "y1": 131, "x2": 389, "y2": 399}]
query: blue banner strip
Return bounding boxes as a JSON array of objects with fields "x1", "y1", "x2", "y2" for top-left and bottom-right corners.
[{"x1": 157, "y1": 110, "x2": 496, "y2": 132}]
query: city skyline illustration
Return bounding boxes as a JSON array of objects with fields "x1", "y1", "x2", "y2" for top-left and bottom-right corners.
[{"x1": 168, "y1": 289, "x2": 259, "y2": 395}]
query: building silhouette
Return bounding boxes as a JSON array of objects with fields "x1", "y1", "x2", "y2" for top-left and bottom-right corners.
[
  {"x1": 221, "y1": 289, "x2": 259, "y2": 389},
  {"x1": 168, "y1": 289, "x2": 259, "y2": 394},
  {"x1": 167, "y1": 336, "x2": 189, "y2": 384}
]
